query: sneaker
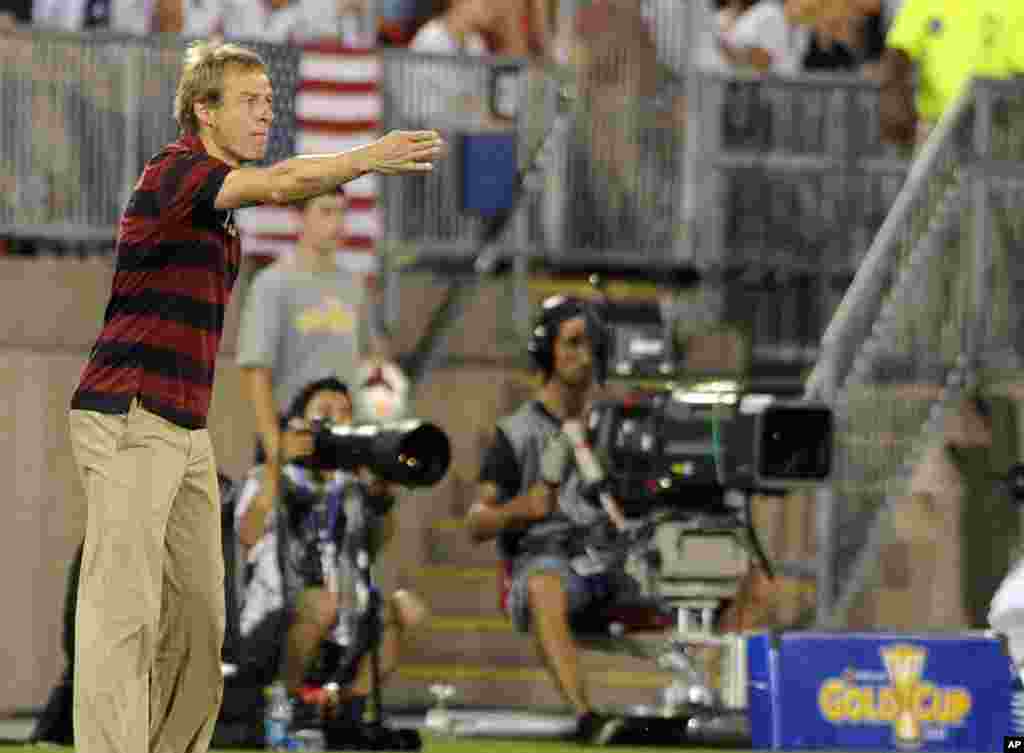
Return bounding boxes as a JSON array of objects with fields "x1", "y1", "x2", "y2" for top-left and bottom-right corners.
[{"x1": 573, "y1": 711, "x2": 625, "y2": 746}]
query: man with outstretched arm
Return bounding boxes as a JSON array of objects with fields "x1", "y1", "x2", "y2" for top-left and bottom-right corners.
[{"x1": 67, "y1": 40, "x2": 443, "y2": 753}]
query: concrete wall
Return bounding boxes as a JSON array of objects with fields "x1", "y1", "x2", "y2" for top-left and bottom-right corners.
[
  {"x1": 0, "y1": 257, "x2": 259, "y2": 712},
  {"x1": 0, "y1": 257, "x2": 524, "y2": 713}
]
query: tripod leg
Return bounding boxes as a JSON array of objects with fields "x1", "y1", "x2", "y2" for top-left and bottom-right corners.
[{"x1": 326, "y1": 532, "x2": 422, "y2": 749}]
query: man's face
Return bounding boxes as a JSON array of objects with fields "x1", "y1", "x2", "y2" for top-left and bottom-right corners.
[
  {"x1": 552, "y1": 315, "x2": 594, "y2": 389},
  {"x1": 300, "y1": 193, "x2": 347, "y2": 254},
  {"x1": 203, "y1": 65, "x2": 273, "y2": 166},
  {"x1": 305, "y1": 389, "x2": 353, "y2": 426}
]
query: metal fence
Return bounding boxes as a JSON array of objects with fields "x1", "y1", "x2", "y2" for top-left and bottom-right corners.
[
  {"x1": 806, "y1": 78, "x2": 1024, "y2": 627},
  {"x1": 1, "y1": 31, "x2": 910, "y2": 275},
  {"x1": 376, "y1": 51, "x2": 911, "y2": 278},
  {"x1": 377, "y1": 48, "x2": 529, "y2": 262},
  {"x1": 0, "y1": 28, "x2": 299, "y2": 243},
  {"x1": 688, "y1": 70, "x2": 909, "y2": 272},
  {"x1": 0, "y1": 29, "x2": 917, "y2": 369}
]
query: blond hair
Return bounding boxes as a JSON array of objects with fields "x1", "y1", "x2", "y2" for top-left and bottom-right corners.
[{"x1": 174, "y1": 40, "x2": 266, "y2": 136}]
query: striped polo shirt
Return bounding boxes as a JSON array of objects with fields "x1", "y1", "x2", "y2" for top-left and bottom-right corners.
[{"x1": 71, "y1": 134, "x2": 240, "y2": 429}]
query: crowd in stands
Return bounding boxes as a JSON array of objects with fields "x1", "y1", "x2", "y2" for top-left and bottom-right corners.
[
  {"x1": 2, "y1": 0, "x2": 1023, "y2": 258},
  {"x1": 0, "y1": 1, "x2": 912, "y2": 104}
]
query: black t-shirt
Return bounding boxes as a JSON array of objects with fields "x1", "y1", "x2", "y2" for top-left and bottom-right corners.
[
  {"x1": 479, "y1": 428, "x2": 523, "y2": 502},
  {"x1": 478, "y1": 401, "x2": 563, "y2": 559}
]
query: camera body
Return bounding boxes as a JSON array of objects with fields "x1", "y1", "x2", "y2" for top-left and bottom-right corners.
[
  {"x1": 584, "y1": 387, "x2": 832, "y2": 516},
  {"x1": 303, "y1": 418, "x2": 452, "y2": 488},
  {"x1": 579, "y1": 295, "x2": 833, "y2": 514}
]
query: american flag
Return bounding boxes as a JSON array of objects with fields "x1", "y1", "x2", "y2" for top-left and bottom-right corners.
[{"x1": 237, "y1": 41, "x2": 381, "y2": 274}]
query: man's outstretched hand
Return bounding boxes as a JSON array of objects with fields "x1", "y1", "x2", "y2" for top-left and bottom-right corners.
[{"x1": 371, "y1": 130, "x2": 446, "y2": 175}]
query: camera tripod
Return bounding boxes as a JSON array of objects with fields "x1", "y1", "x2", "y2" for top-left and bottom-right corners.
[
  {"x1": 566, "y1": 485, "x2": 765, "y2": 747},
  {"x1": 318, "y1": 483, "x2": 422, "y2": 752}
]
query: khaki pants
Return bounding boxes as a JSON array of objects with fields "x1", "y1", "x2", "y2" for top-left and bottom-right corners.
[{"x1": 68, "y1": 399, "x2": 225, "y2": 753}]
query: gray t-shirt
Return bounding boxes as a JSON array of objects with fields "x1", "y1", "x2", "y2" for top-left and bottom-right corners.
[{"x1": 236, "y1": 262, "x2": 371, "y2": 413}]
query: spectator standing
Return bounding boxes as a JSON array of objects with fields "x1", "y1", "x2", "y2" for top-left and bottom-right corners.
[
  {"x1": 551, "y1": 0, "x2": 679, "y2": 251},
  {"x1": 879, "y1": 0, "x2": 1024, "y2": 145},
  {"x1": 236, "y1": 188, "x2": 392, "y2": 465},
  {"x1": 877, "y1": 0, "x2": 1024, "y2": 361}
]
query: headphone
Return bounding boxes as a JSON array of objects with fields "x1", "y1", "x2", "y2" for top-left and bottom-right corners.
[{"x1": 527, "y1": 295, "x2": 609, "y2": 383}]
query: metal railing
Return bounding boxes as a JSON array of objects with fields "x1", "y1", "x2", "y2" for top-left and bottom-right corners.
[
  {"x1": 688, "y1": 70, "x2": 909, "y2": 273},
  {"x1": 0, "y1": 29, "x2": 918, "y2": 376},
  {"x1": 805, "y1": 78, "x2": 1024, "y2": 626},
  {"x1": 377, "y1": 49, "x2": 528, "y2": 263},
  {"x1": 0, "y1": 28, "x2": 299, "y2": 243},
  {"x1": 376, "y1": 51, "x2": 912, "y2": 276},
  {"x1": 1, "y1": 30, "x2": 911, "y2": 275}
]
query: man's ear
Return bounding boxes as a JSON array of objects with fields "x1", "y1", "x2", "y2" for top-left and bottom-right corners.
[{"x1": 194, "y1": 100, "x2": 214, "y2": 130}]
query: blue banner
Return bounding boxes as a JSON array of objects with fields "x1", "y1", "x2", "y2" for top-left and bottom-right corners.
[{"x1": 748, "y1": 631, "x2": 1018, "y2": 751}]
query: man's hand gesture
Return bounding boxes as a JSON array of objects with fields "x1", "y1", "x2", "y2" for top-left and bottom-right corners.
[{"x1": 371, "y1": 130, "x2": 446, "y2": 175}]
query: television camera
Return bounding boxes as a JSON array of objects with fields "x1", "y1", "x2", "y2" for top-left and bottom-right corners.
[
  {"x1": 583, "y1": 386, "x2": 833, "y2": 517},
  {"x1": 562, "y1": 295, "x2": 834, "y2": 743}
]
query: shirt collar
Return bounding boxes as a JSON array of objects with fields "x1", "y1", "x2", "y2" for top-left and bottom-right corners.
[{"x1": 180, "y1": 133, "x2": 207, "y2": 154}]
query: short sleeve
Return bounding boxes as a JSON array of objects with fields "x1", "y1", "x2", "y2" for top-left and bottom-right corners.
[
  {"x1": 1007, "y1": 6, "x2": 1024, "y2": 74},
  {"x1": 194, "y1": 160, "x2": 231, "y2": 214},
  {"x1": 479, "y1": 427, "x2": 522, "y2": 503},
  {"x1": 236, "y1": 267, "x2": 283, "y2": 369},
  {"x1": 159, "y1": 152, "x2": 232, "y2": 225},
  {"x1": 885, "y1": 0, "x2": 925, "y2": 60}
]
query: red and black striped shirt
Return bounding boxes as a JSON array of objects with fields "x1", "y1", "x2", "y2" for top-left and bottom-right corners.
[{"x1": 71, "y1": 135, "x2": 240, "y2": 429}]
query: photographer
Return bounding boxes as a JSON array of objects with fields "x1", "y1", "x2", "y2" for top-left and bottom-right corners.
[
  {"x1": 234, "y1": 377, "x2": 427, "y2": 745},
  {"x1": 466, "y1": 295, "x2": 639, "y2": 745}
]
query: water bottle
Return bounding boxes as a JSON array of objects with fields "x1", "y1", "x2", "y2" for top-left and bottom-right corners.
[{"x1": 264, "y1": 681, "x2": 293, "y2": 751}]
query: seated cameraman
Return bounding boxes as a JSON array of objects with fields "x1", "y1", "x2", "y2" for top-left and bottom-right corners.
[
  {"x1": 234, "y1": 376, "x2": 427, "y2": 742},
  {"x1": 466, "y1": 296, "x2": 640, "y2": 745}
]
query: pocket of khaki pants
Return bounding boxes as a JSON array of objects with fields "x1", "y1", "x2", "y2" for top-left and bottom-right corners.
[{"x1": 69, "y1": 409, "x2": 127, "y2": 471}]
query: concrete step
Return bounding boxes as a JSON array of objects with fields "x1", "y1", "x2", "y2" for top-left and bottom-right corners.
[
  {"x1": 383, "y1": 662, "x2": 673, "y2": 713},
  {"x1": 422, "y1": 518, "x2": 500, "y2": 567},
  {"x1": 407, "y1": 615, "x2": 670, "y2": 671},
  {"x1": 409, "y1": 565, "x2": 504, "y2": 617}
]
